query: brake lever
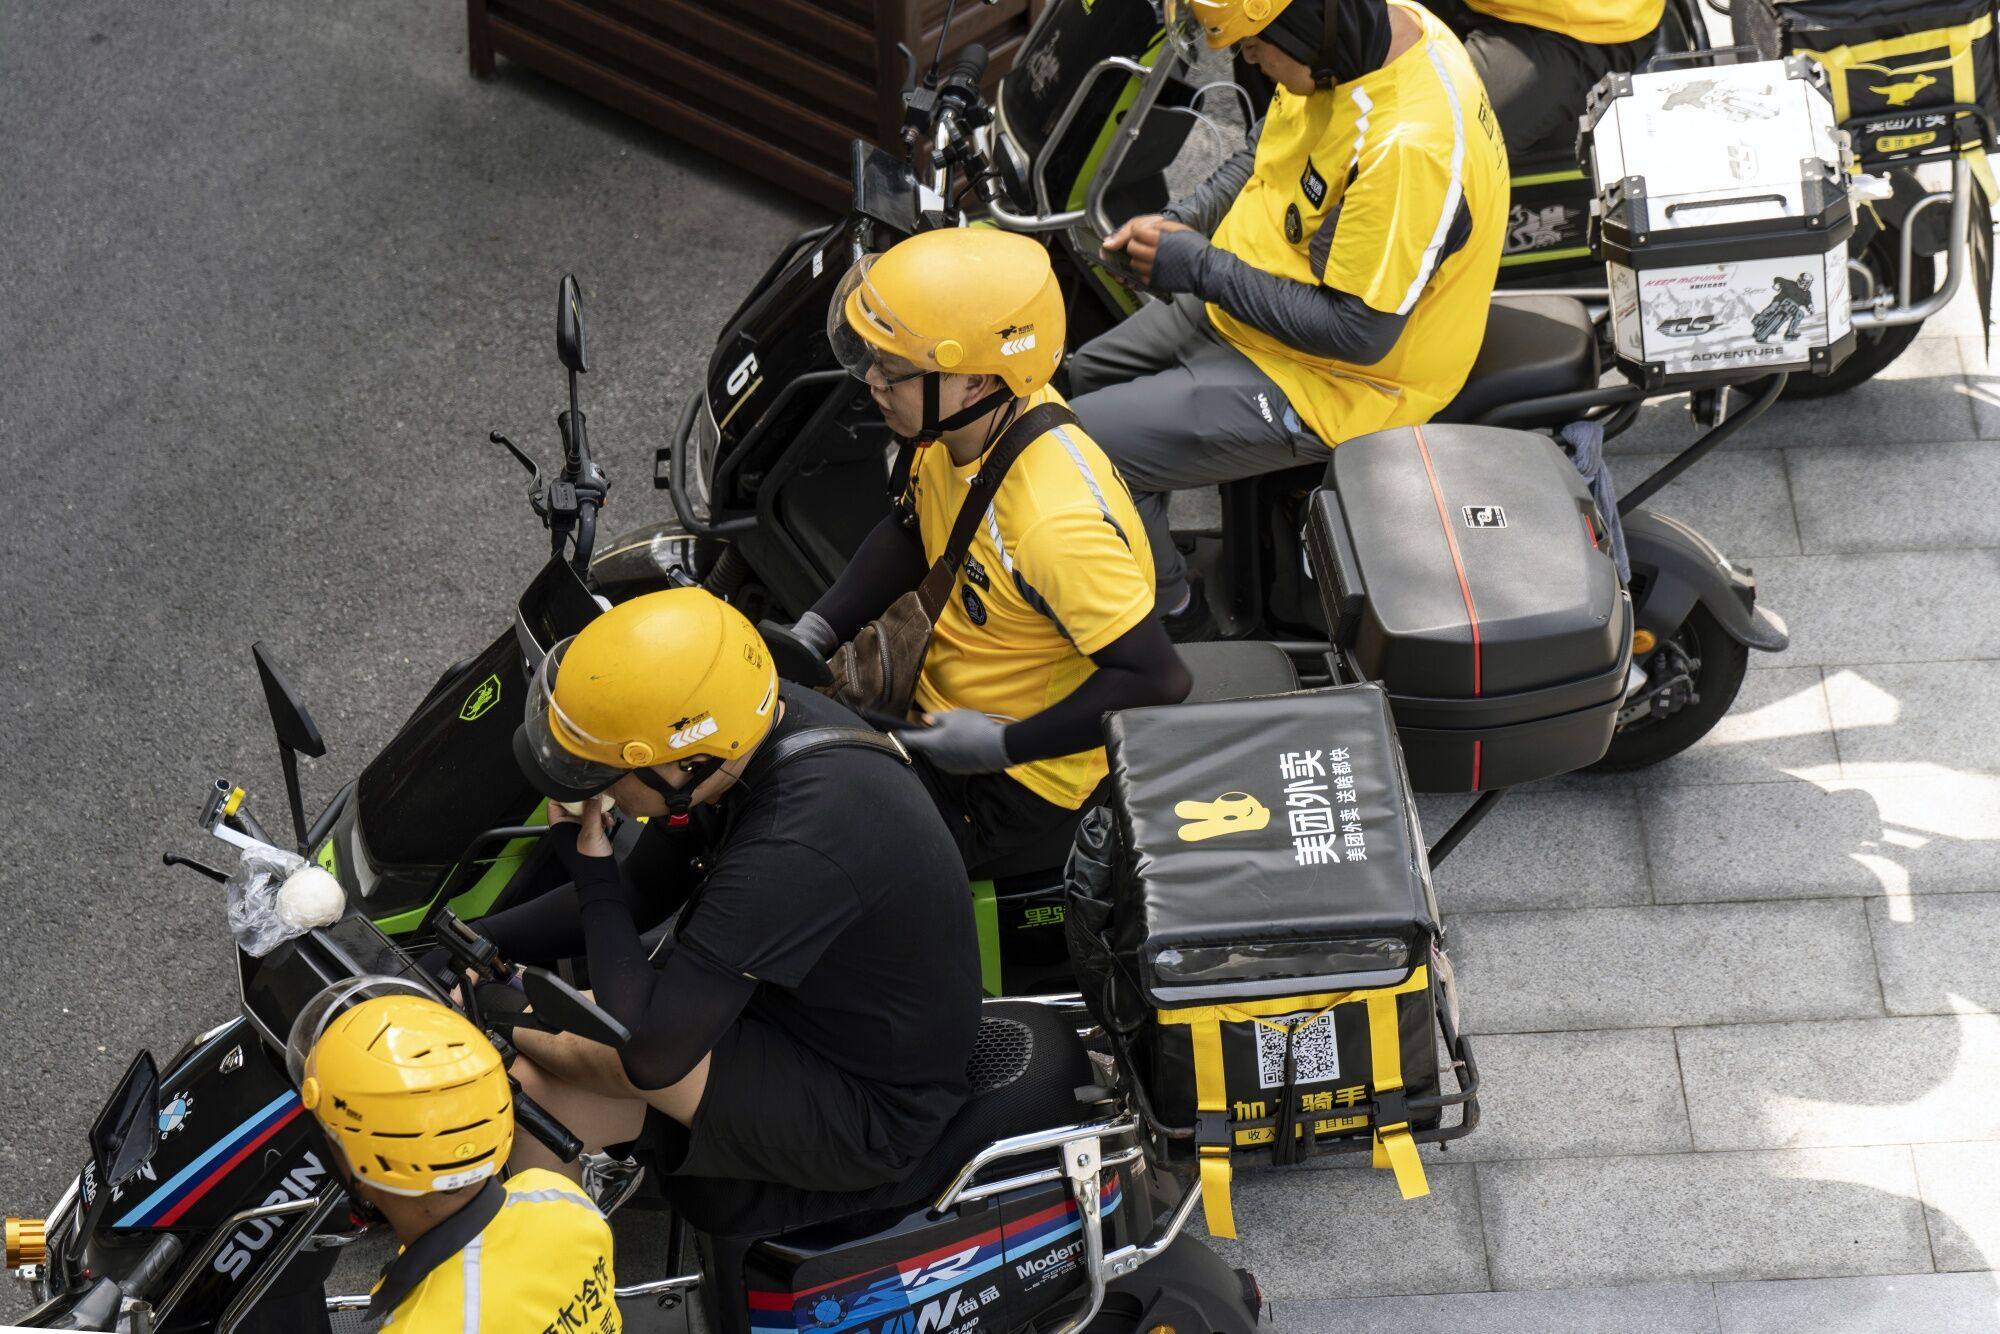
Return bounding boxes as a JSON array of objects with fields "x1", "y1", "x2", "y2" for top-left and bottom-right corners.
[{"x1": 162, "y1": 852, "x2": 230, "y2": 883}]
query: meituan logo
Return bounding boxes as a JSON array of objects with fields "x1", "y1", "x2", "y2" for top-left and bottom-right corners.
[{"x1": 1175, "y1": 791, "x2": 1271, "y2": 843}]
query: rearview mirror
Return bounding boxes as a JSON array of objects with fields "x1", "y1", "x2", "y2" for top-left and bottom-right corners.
[
  {"x1": 252, "y1": 642, "x2": 328, "y2": 759},
  {"x1": 556, "y1": 274, "x2": 588, "y2": 376},
  {"x1": 521, "y1": 967, "x2": 631, "y2": 1049},
  {"x1": 89, "y1": 1051, "x2": 160, "y2": 1191}
]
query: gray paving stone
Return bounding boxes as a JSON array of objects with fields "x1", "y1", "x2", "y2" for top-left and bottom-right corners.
[
  {"x1": 1714, "y1": 1272, "x2": 2000, "y2": 1333},
  {"x1": 1449, "y1": 1029, "x2": 1691, "y2": 1162},
  {"x1": 1450, "y1": 900, "x2": 1881, "y2": 1034},
  {"x1": 1912, "y1": 1141, "x2": 2000, "y2": 1273},
  {"x1": 1868, "y1": 893, "x2": 2000, "y2": 1018},
  {"x1": 1617, "y1": 448, "x2": 1800, "y2": 557},
  {"x1": 1478, "y1": 1148, "x2": 1933, "y2": 1289},
  {"x1": 1627, "y1": 665, "x2": 1836, "y2": 789},
  {"x1": 1750, "y1": 550, "x2": 2000, "y2": 666},
  {"x1": 1418, "y1": 788, "x2": 1650, "y2": 914},
  {"x1": 1197, "y1": 1162, "x2": 1490, "y2": 1299},
  {"x1": 1824, "y1": 661, "x2": 2000, "y2": 776},
  {"x1": 1788, "y1": 440, "x2": 2000, "y2": 554},
  {"x1": 1279, "y1": 1282, "x2": 1722, "y2": 1333},
  {"x1": 1679, "y1": 1016, "x2": 2000, "y2": 1151},
  {"x1": 1645, "y1": 771, "x2": 2000, "y2": 903},
  {"x1": 1609, "y1": 338, "x2": 1974, "y2": 456},
  {"x1": 1964, "y1": 336, "x2": 2000, "y2": 440}
]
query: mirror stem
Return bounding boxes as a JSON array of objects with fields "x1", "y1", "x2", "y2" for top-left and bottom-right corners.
[{"x1": 279, "y1": 746, "x2": 311, "y2": 853}]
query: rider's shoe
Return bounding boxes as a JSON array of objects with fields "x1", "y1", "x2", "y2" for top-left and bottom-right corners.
[
  {"x1": 580, "y1": 1152, "x2": 646, "y2": 1216},
  {"x1": 1164, "y1": 578, "x2": 1220, "y2": 643}
]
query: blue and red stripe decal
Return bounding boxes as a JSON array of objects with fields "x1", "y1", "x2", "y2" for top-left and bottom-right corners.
[
  {"x1": 114, "y1": 1091, "x2": 304, "y2": 1228},
  {"x1": 746, "y1": 1176, "x2": 1123, "y2": 1332}
]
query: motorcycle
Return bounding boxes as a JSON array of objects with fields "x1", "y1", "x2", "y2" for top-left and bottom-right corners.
[
  {"x1": 638, "y1": 8, "x2": 1782, "y2": 773},
  {"x1": 2, "y1": 285, "x2": 1272, "y2": 1334},
  {"x1": 5, "y1": 795, "x2": 1266, "y2": 1333},
  {"x1": 1489, "y1": 0, "x2": 1991, "y2": 399}
]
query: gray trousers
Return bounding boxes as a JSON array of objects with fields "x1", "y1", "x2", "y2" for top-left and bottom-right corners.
[{"x1": 1066, "y1": 293, "x2": 1324, "y2": 610}]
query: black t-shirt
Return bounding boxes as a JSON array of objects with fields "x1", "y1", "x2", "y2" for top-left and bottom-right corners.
[{"x1": 674, "y1": 686, "x2": 980, "y2": 1097}]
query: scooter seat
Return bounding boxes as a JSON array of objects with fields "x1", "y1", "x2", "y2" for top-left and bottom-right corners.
[
  {"x1": 684, "y1": 1002, "x2": 1095, "y2": 1242},
  {"x1": 1178, "y1": 640, "x2": 1301, "y2": 703},
  {"x1": 1434, "y1": 295, "x2": 1598, "y2": 427},
  {"x1": 964, "y1": 642, "x2": 1301, "y2": 882}
]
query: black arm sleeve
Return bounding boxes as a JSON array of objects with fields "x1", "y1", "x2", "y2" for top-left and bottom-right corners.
[
  {"x1": 568, "y1": 851, "x2": 758, "y2": 1091},
  {"x1": 476, "y1": 822, "x2": 693, "y2": 965},
  {"x1": 1151, "y1": 230, "x2": 1408, "y2": 365},
  {"x1": 807, "y1": 511, "x2": 929, "y2": 643},
  {"x1": 1160, "y1": 119, "x2": 1264, "y2": 235},
  {"x1": 1001, "y1": 616, "x2": 1192, "y2": 765}
]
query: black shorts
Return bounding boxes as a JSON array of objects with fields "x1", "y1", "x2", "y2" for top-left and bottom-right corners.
[
  {"x1": 622, "y1": 1016, "x2": 935, "y2": 1233},
  {"x1": 913, "y1": 758, "x2": 1098, "y2": 877}
]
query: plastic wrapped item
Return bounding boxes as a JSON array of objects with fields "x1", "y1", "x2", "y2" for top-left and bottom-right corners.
[{"x1": 225, "y1": 845, "x2": 312, "y2": 958}]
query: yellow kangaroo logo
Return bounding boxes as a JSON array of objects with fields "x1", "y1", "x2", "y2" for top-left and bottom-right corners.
[
  {"x1": 1869, "y1": 72, "x2": 1937, "y2": 107},
  {"x1": 1175, "y1": 791, "x2": 1272, "y2": 843}
]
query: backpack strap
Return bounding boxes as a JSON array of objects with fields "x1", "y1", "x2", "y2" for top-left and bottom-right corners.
[
  {"x1": 745, "y1": 724, "x2": 909, "y2": 785},
  {"x1": 915, "y1": 403, "x2": 1080, "y2": 622}
]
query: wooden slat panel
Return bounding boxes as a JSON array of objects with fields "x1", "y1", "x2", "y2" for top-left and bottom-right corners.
[
  {"x1": 656, "y1": 0, "x2": 876, "y2": 79},
  {"x1": 470, "y1": 0, "x2": 1033, "y2": 209},
  {"x1": 487, "y1": 16, "x2": 852, "y2": 209},
  {"x1": 496, "y1": 0, "x2": 870, "y2": 156},
  {"x1": 581, "y1": 0, "x2": 875, "y2": 117}
]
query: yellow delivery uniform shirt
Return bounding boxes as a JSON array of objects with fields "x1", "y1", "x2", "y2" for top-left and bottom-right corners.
[
  {"x1": 1207, "y1": 1, "x2": 1508, "y2": 445},
  {"x1": 908, "y1": 385, "x2": 1156, "y2": 809},
  {"x1": 1463, "y1": 0, "x2": 1664, "y2": 45},
  {"x1": 373, "y1": 1171, "x2": 622, "y2": 1333}
]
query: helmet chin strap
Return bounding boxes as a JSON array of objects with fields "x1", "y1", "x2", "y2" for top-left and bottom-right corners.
[
  {"x1": 921, "y1": 373, "x2": 1013, "y2": 437},
  {"x1": 632, "y1": 758, "x2": 726, "y2": 826}
]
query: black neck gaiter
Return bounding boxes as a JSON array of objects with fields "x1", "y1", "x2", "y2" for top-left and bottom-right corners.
[{"x1": 1264, "y1": 0, "x2": 1395, "y2": 87}]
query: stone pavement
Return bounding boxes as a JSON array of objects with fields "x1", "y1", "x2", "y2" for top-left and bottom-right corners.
[{"x1": 1203, "y1": 279, "x2": 2000, "y2": 1330}]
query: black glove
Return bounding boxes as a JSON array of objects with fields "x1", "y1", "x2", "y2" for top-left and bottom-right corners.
[
  {"x1": 899, "y1": 710, "x2": 1014, "y2": 774},
  {"x1": 472, "y1": 978, "x2": 535, "y2": 1044}
]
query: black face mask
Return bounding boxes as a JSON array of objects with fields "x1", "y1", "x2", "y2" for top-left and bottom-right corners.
[{"x1": 1264, "y1": 0, "x2": 1393, "y2": 88}]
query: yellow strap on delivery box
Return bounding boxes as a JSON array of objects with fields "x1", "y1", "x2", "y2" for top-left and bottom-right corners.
[
  {"x1": 1803, "y1": 12, "x2": 1993, "y2": 129},
  {"x1": 1165, "y1": 965, "x2": 1431, "y2": 1236},
  {"x1": 1366, "y1": 987, "x2": 1430, "y2": 1200}
]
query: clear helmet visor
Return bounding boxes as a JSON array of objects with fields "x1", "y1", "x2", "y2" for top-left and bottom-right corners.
[
  {"x1": 827, "y1": 254, "x2": 945, "y2": 387},
  {"x1": 518, "y1": 636, "x2": 632, "y2": 800},
  {"x1": 285, "y1": 975, "x2": 437, "y2": 1088},
  {"x1": 1163, "y1": 0, "x2": 1209, "y2": 64}
]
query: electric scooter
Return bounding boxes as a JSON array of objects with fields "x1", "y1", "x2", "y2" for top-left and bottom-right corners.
[{"x1": 3, "y1": 786, "x2": 1270, "y2": 1333}]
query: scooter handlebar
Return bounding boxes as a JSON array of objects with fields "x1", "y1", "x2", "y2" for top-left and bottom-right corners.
[
  {"x1": 941, "y1": 43, "x2": 988, "y2": 95},
  {"x1": 512, "y1": 1081, "x2": 585, "y2": 1164}
]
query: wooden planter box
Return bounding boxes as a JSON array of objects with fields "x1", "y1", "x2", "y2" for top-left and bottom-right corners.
[{"x1": 468, "y1": 0, "x2": 1041, "y2": 211}]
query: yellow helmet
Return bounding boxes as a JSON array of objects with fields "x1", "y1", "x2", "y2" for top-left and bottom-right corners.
[
  {"x1": 1166, "y1": 0, "x2": 1298, "y2": 53},
  {"x1": 828, "y1": 229, "x2": 1064, "y2": 402},
  {"x1": 291, "y1": 984, "x2": 513, "y2": 1197},
  {"x1": 515, "y1": 587, "x2": 778, "y2": 802}
]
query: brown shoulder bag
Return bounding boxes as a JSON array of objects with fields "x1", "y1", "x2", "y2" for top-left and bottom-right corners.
[{"x1": 827, "y1": 402, "x2": 1079, "y2": 717}]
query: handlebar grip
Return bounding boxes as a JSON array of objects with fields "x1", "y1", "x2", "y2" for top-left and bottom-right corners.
[
  {"x1": 513, "y1": 1082, "x2": 584, "y2": 1164},
  {"x1": 943, "y1": 43, "x2": 988, "y2": 92},
  {"x1": 123, "y1": 1232, "x2": 185, "y2": 1305}
]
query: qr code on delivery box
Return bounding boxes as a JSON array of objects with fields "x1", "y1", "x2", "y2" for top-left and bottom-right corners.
[{"x1": 1255, "y1": 1012, "x2": 1340, "y2": 1089}]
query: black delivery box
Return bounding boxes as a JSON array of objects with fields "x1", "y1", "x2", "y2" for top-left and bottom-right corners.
[
  {"x1": 1307, "y1": 425, "x2": 1632, "y2": 792},
  {"x1": 1073, "y1": 686, "x2": 1477, "y2": 1235}
]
